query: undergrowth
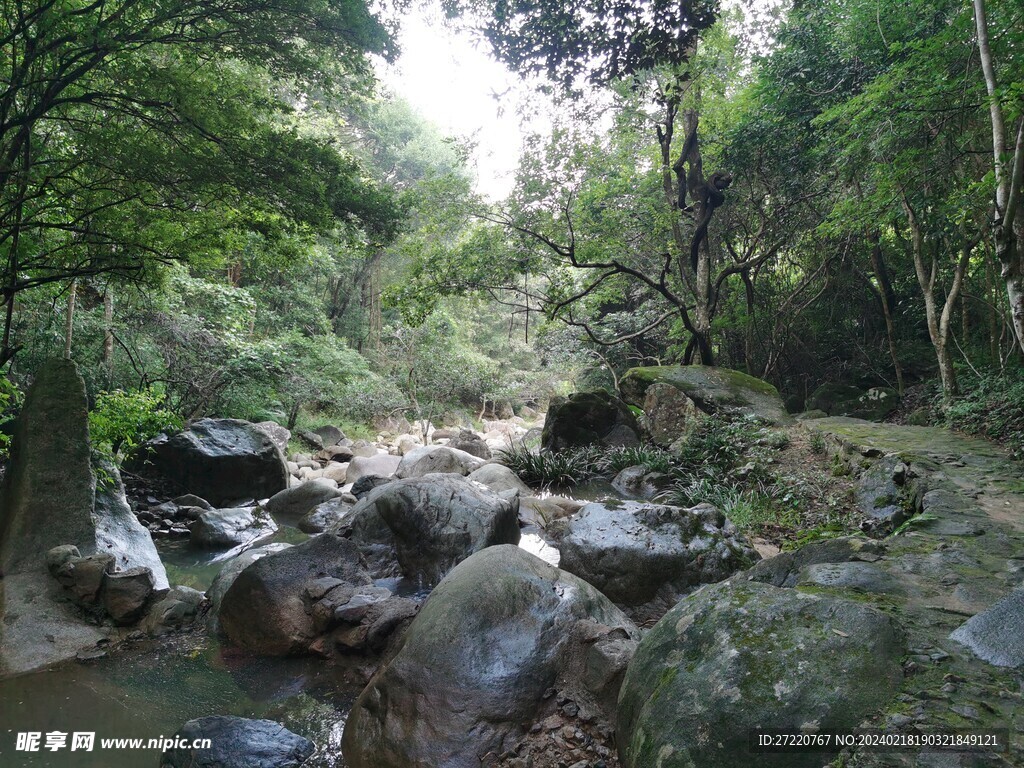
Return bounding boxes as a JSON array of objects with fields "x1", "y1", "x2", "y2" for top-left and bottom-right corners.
[{"x1": 500, "y1": 414, "x2": 857, "y2": 546}]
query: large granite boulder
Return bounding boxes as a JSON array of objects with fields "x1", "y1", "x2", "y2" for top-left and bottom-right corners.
[
  {"x1": 264, "y1": 479, "x2": 342, "y2": 519},
  {"x1": 394, "y1": 445, "x2": 486, "y2": 478},
  {"x1": 617, "y1": 580, "x2": 904, "y2": 768},
  {"x1": 342, "y1": 545, "x2": 640, "y2": 768},
  {"x1": 541, "y1": 391, "x2": 641, "y2": 452},
  {"x1": 950, "y1": 587, "x2": 1024, "y2": 668},
  {"x1": 620, "y1": 366, "x2": 792, "y2": 436},
  {"x1": 0, "y1": 359, "x2": 166, "y2": 674},
  {"x1": 336, "y1": 474, "x2": 520, "y2": 583},
  {"x1": 137, "y1": 418, "x2": 288, "y2": 505},
  {"x1": 346, "y1": 454, "x2": 401, "y2": 485},
  {"x1": 299, "y1": 497, "x2": 356, "y2": 534},
  {"x1": 189, "y1": 507, "x2": 277, "y2": 548},
  {"x1": 807, "y1": 383, "x2": 900, "y2": 422},
  {"x1": 219, "y1": 533, "x2": 373, "y2": 655},
  {"x1": 206, "y1": 542, "x2": 292, "y2": 635},
  {"x1": 467, "y1": 462, "x2": 532, "y2": 496},
  {"x1": 558, "y1": 501, "x2": 759, "y2": 606},
  {"x1": 160, "y1": 716, "x2": 314, "y2": 768}
]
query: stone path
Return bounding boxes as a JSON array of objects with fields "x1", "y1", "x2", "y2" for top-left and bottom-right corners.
[{"x1": 801, "y1": 417, "x2": 1024, "y2": 767}]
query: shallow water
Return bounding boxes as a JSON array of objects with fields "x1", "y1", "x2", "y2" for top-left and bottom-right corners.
[{"x1": 1, "y1": 493, "x2": 569, "y2": 766}]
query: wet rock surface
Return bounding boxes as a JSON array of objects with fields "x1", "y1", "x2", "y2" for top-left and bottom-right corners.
[
  {"x1": 342, "y1": 545, "x2": 639, "y2": 768},
  {"x1": 557, "y1": 501, "x2": 759, "y2": 607},
  {"x1": 542, "y1": 391, "x2": 641, "y2": 452},
  {"x1": 160, "y1": 715, "x2": 315, "y2": 768}
]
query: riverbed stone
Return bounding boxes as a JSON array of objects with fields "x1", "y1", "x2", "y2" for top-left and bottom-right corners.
[
  {"x1": 617, "y1": 580, "x2": 905, "y2": 768},
  {"x1": 160, "y1": 715, "x2": 314, "y2": 768},
  {"x1": 137, "y1": 418, "x2": 289, "y2": 505},
  {"x1": 558, "y1": 501, "x2": 759, "y2": 606},
  {"x1": 189, "y1": 507, "x2": 277, "y2": 548},
  {"x1": 620, "y1": 365, "x2": 792, "y2": 426},
  {"x1": 541, "y1": 391, "x2": 641, "y2": 452},
  {"x1": 205, "y1": 543, "x2": 292, "y2": 635},
  {"x1": 394, "y1": 444, "x2": 486, "y2": 478},
  {"x1": 219, "y1": 533, "x2": 373, "y2": 655},
  {"x1": 468, "y1": 462, "x2": 532, "y2": 495},
  {"x1": 143, "y1": 586, "x2": 206, "y2": 636},
  {"x1": 101, "y1": 566, "x2": 156, "y2": 625},
  {"x1": 253, "y1": 421, "x2": 291, "y2": 453},
  {"x1": 346, "y1": 454, "x2": 401, "y2": 485},
  {"x1": 264, "y1": 478, "x2": 342, "y2": 519},
  {"x1": 299, "y1": 497, "x2": 355, "y2": 534},
  {"x1": 341, "y1": 545, "x2": 639, "y2": 768},
  {"x1": 337, "y1": 473, "x2": 520, "y2": 583}
]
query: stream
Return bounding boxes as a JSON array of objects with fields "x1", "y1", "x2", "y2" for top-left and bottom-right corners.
[{"x1": 0, "y1": 483, "x2": 599, "y2": 768}]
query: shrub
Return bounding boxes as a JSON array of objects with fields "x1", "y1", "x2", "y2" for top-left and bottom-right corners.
[
  {"x1": 89, "y1": 389, "x2": 181, "y2": 461},
  {"x1": 943, "y1": 372, "x2": 1024, "y2": 460},
  {"x1": 498, "y1": 443, "x2": 604, "y2": 488}
]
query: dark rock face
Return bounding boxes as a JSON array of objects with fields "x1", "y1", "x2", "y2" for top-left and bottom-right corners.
[
  {"x1": 219, "y1": 533, "x2": 373, "y2": 655},
  {"x1": 338, "y1": 474, "x2": 520, "y2": 583},
  {"x1": 558, "y1": 501, "x2": 759, "y2": 606},
  {"x1": 206, "y1": 543, "x2": 292, "y2": 635},
  {"x1": 744, "y1": 536, "x2": 886, "y2": 588},
  {"x1": 342, "y1": 545, "x2": 639, "y2": 768},
  {"x1": 0, "y1": 358, "x2": 96, "y2": 574},
  {"x1": 856, "y1": 455, "x2": 912, "y2": 531},
  {"x1": 101, "y1": 567, "x2": 155, "y2": 625},
  {"x1": 143, "y1": 586, "x2": 205, "y2": 636},
  {"x1": 159, "y1": 716, "x2": 314, "y2": 768},
  {"x1": 350, "y1": 474, "x2": 392, "y2": 499},
  {"x1": 299, "y1": 497, "x2": 355, "y2": 534},
  {"x1": 138, "y1": 418, "x2": 289, "y2": 505},
  {"x1": 807, "y1": 383, "x2": 900, "y2": 422},
  {"x1": 447, "y1": 430, "x2": 492, "y2": 460},
  {"x1": 620, "y1": 365, "x2": 792, "y2": 429},
  {"x1": 313, "y1": 425, "x2": 345, "y2": 447},
  {"x1": 541, "y1": 391, "x2": 641, "y2": 452},
  {"x1": 617, "y1": 580, "x2": 905, "y2": 768}
]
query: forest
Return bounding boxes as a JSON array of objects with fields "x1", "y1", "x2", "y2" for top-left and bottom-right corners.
[
  {"x1": 0, "y1": 0, "x2": 1023, "y2": 767},
  {"x1": 0, "y1": 0, "x2": 1020, "y2": 451}
]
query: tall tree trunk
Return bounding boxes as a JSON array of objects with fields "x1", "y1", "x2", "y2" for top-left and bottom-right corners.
[
  {"x1": 868, "y1": 233, "x2": 905, "y2": 394},
  {"x1": 103, "y1": 284, "x2": 114, "y2": 384},
  {"x1": 973, "y1": 0, "x2": 1024, "y2": 355},
  {"x1": 903, "y1": 201, "x2": 972, "y2": 399},
  {"x1": 64, "y1": 279, "x2": 77, "y2": 360}
]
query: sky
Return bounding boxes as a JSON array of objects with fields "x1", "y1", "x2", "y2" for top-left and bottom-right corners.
[{"x1": 376, "y1": 9, "x2": 535, "y2": 201}]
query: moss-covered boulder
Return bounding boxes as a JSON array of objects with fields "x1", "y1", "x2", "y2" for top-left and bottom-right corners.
[
  {"x1": 620, "y1": 366, "x2": 792, "y2": 439},
  {"x1": 617, "y1": 580, "x2": 904, "y2": 768},
  {"x1": 807, "y1": 383, "x2": 899, "y2": 422},
  {"x1": 342, "y1": 545, "x2": 640, "y2": 768},
  {"x1": 541, "y1": 391, "x2": 641, "y2": 452}
]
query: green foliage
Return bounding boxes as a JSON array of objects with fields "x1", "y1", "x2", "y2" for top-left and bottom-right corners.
[
  {"x1": 497, "y1": 443, "x2": 605, "y2": 488},
  {"x1": 942, "y1": 372, "x2": 1024, "y2": 460},
  {"x1": 0, "y1": 376, "x2": 22, "y2": 459},
  {"x1": 89, "y1": 389, "x2": 181, "y2": 460},
  {"x1": 809, "y1": 431, "x2": 827, "y2": 455}
]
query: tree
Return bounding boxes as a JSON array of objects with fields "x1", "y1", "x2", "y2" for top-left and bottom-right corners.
[{"x1": 0, "y1": 0, "x2": 401, "y2": 366}]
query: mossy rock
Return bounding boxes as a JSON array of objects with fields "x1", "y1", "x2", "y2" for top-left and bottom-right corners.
[
  {"x1": 541, "y1": 391, "x2": 641, "y2": 452},
  {"x1": 617, "y1": 580, "x2": 905, "y2": 768},
  {"x1": 808, "y1": 383, "x2": 900, "y2": 422},
  {"x1": 620, "y1": 366, "x2": 792, "y2": 426}
]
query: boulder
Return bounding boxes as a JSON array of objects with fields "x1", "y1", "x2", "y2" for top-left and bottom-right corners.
[
  {"x1": 611, "y1": 465, "x2": 669, "y2": 499},
  {"x1": 394, "y1": 445, "x2": 486, "y2": 479},
  {"x1": 143, "y1": 586, "x2": 206, "y2": 636},
  {"x1": 558, "y1": 501, "x2": 759, "y2": 606},
  {"x1": 620, "y1": 365, "x2": 792, "y2": 428},
  {"x1": 137, "y1": 418, "x2": 288, "y2": 505},
  {"x1": 518, "y1": 495, "x2": 580, "y2": 528},
  {"x1": 856, "y1": 455, "x2": 912, "y2": 531},
  {"x1": 101, "y1": 566, "x2": 155, "y2": 625},
  {"x1": 299, "y1": 497, "x2": 356, "y2": 534},
  {"x1": 0, "y1": 359, "x2": 165, "y2": 674},
  {"x1": 252, "y1": 421, "x2": 291, "y2": 453},
  {"x1": 467, "y1": 463, "x2": 532, "y2": 496},
  {"x1": 338, "y1": 474, "x2": 520, "y2": 583},
  {"x1": 320, "y1": 461, "x2": 350, "y2": 484},
  {"x1": 447, "y1": 430, "x2": 492, "y2": 460},
  {"x1": 395, "y1": 434, "x2": 422, "y2": 455},
  {"x1": 206, "y1": 542, "x2": 292, "y2": 635},
  {"x1": 807, "y1": 383, "x2": 900, "y2": 422},
  {"x1": 341, "y1": 545, "x2": 639, "y2": 768},
  {"x1": 189, "y1": 507, "x2": 277, "y2": 548},
  {"x1": 635, "y1": 381, "x2": 702, "y2": 446},
  {"x1": 159, "y1": 716, "x2": 314, "y2": 768},
  {"x1": 312, "y1": 425, "x2": 345, "y2": 447},
  {"x1": 350, "y1": 474, "x2": 393, "y2": 499},
  {"x1": 219, "y1": 533, "x2": 373, "y2": 655},
  {"x1": 264, "y1": 479, "x2": 342, "y2": 519},
  {"x1": 346, "y1": 454, "x2": 401, "y2": 485},
  {"x1": 541, "y1": 391, "x2": 642, "y2": 452},
  {"x1": 617, "y1": 580, "x2": 905, "y2": 768}
]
